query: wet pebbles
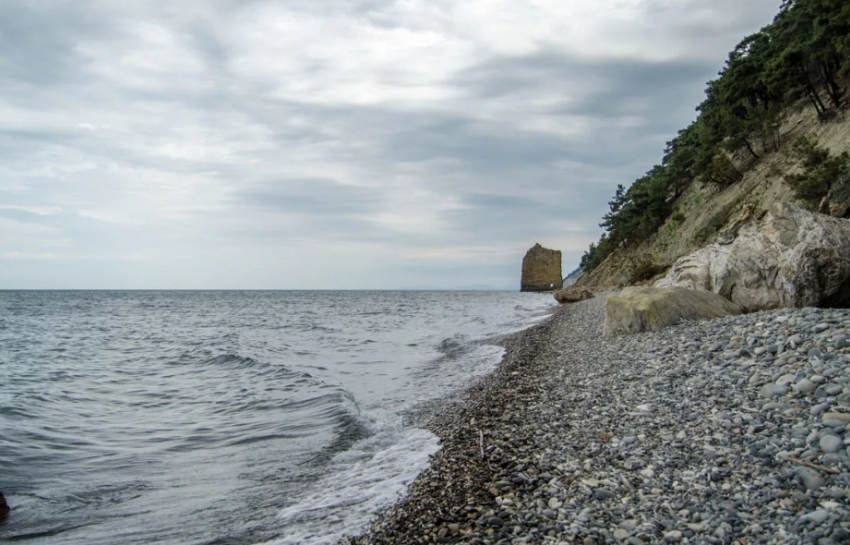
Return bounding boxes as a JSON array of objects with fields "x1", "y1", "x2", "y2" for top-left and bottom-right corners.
[{"x1": 345, "y1": 297, "x2": 850, "y2": 544}]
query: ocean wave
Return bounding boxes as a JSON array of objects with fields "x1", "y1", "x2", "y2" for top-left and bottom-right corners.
[
  {"x1": 268, "y1": 428, "x2": 440, "y2": 545},
  {"x1": 435, "y1": 334, "x2": 472, "y2": 359},
  {"x1": 203, "y1": 352, "x2": 274, "y2": 369},
  {"x1": 0, "y1": 290, "x2": 557, "y2": 545}
]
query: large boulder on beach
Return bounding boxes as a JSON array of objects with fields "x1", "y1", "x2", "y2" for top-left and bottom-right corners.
[
  {"x1": 655, "y1": 202, "x2": 850, "y2": 312},
  {"x1": 521, "y1": 243, "x2": 562, "y2": 292},
  {"x1": 604, "y1": 286, "x2": 742, "y2": 336},
  {"x1": 553, "y1": 287, "x2": 594, "y2": 304}
]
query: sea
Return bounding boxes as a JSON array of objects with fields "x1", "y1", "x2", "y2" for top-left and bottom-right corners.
[{"x1": 0, "y1": 290, "x2": 555, "y2": 545}]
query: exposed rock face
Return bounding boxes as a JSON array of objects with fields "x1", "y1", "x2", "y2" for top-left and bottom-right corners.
[
  {"x1": 521, "y1": 243, "x2": 562, "y2": 292},
  {"x1": 655, "y1": 202, "x2": 850, "y2": 312},
  {"x1": 604, "y1": 286, "x2": 743, "y2": 336},
  {"x1": 553, "y1": 287, "x2": 594, "y2": 304}
]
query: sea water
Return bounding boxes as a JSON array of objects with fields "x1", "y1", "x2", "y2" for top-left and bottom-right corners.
[{"x1": 0, "y1": 290, "x2": 554, "y2": 544}]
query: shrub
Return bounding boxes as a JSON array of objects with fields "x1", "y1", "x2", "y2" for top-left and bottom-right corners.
[
  {"x1": 786, "y1": 136, "x2": 850, "y2": 208},
  {"x1": 629, "y1": 257, "x2": 667, "y2": 284},
  {"x1": 669, "y1": 211, "x2": 686, "y2": 225}
]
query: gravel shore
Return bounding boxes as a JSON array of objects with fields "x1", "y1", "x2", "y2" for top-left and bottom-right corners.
[{"x1": 345, "y1": 295, "x2": 850, "y2": 545}]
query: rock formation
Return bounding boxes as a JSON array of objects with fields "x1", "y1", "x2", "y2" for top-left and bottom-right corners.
[
  {"x1": 655, "y1": 202, "x2": 850, "y2": 312},
  {"x1": 553, "y1": 287, "x2": 594, "y2": 304},
  {"x1": 0, "y1": 491, "x2": 9, "y2": 521},
  {"x1": 604, "y1": 286, "x2": 743, "y2": 336},
  {"x1": 521, "y1": 243, "x2": 562, "y2": 292}
]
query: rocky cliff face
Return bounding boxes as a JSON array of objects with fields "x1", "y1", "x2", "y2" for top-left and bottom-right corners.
[
  {"x1": 575, "y1": 103, "x2": 850, "y2": 294},
  {"x1": 655, "y1": 202, "x2": 850, "y2": 311},
  {"x1": 521, "y1": 243, "x2": 562, "y2": 292}
]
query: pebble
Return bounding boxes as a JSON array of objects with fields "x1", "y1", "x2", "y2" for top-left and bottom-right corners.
[
  {"x1": 593, "y1": 489, "x2": 616, "y2": 501},
  {"x1": 813, "y1": 402, "x2": 833, "y2": 416},
  {"x1": 348, "y1": 298, "x2": 850, "y2": 545},
  {"x1": 760, "y1": 384, "x2": 789, "y2": 398},
  {"x1": 819, "y1": 434, "x2": 843, "y2": 453},
  {"x1": 796, "y1": 467, "x2": 826, "y2": 490},
  {"x1": 823, "y1": 413, "x2": 850, "y2": 423},
  {"x1": 795, "y1": 378, "x2": 817, "y2": 394},
  {"x1": 664, "y1": 530, "x2": 683, "y2": 543},
  {"x1": 801, "y1": 509, "x2": 830, "y2": 524}
]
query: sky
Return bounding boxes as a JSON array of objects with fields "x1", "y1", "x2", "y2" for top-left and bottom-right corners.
[{"x1": 0, "y1": 0, "x2": 782, "y2": 289}]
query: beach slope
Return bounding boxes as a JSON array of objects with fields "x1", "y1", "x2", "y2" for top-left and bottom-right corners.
[{"x1": 347, "y1": 296, "x2": 850, "y2": 544}]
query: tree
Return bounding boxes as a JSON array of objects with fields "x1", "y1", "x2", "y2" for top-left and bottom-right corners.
[
  {"x1": 581, "y1": 0, "x2": 850, "y2": 272},
  {"x1": 786, "y1": 136, "x2": 850, "y2": 210}
]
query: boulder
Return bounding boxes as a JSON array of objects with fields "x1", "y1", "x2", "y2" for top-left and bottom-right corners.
[
  {"x1": 554, "y1": 287, "x2": 594, "y2": 304},
  {"x1": 521, "y1": 243, "x2": 562, "y2": 292},
  {"x1": 655, "y1": 202, "x2": 850, "y2": 312},
  {"x1": 0, "y1": 491, "x2": 8, "y2": 521},
  {"x1": 604, "y1": 286, "x2": 742, "y2": 336}
]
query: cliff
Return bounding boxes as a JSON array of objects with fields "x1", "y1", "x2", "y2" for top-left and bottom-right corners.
[
  {"x1": 520, "y1": 243, "x2": 562, "y2": 292},
  {"x1": 575, "y1": 103, "x2": 850, "y2": 295},
  {"x1": 572, "y1": 0, "x2": 850, "y2": 299}
]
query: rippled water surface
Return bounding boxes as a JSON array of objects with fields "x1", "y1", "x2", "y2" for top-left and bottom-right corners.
[{"x1": 0, "y1": 291, "x2": 554, "y2": 544}]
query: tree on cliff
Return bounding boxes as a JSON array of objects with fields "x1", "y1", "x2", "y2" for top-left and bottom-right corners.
[
  {"x1": 581, "y1": 0, "x2": 850, "y2": 272},
  {"x1": 786, "y1": 136, "x2": 850, "y2": 211}
]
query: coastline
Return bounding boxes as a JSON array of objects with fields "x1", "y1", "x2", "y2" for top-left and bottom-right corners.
[
  {"x1": 344, "y1": 298, "x2": 596, "y2": 544},
  {"x1": 342, "y1": 298, "x2": 566, "y2": 545},
  {"x1": 345, "y1": 295, "x2": 850, "y2": 544}
]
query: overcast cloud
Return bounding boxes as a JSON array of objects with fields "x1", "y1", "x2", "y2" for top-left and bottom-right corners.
[{"x1": 1, "y1": 0, "x2": 780, "y2": 289}]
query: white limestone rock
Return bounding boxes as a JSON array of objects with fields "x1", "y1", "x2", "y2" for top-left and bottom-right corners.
[{"x1": 655, "y1": 202, "x2": 850, "y2": 312}]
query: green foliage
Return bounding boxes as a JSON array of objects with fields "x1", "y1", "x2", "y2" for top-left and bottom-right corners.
[
  {"x1": 705, "y1": 154, "x2": 744, "y2": 188},
  {"x1": 694, "y1": 216, "x2": 727, "y2": 244},
  {"x1": 628, "y1": 257, "x2": 667, "y2": 284},
  {"x1": 767, "y1": 0, "x2": 849, "y2": 114},
  {"x1": 694, "y1": 199, "x2": 741, "y2": 244},
  {"x1": 581, "y1": 0, "x2": 850, "y2": 273},
  {"x1": 669, "y1": 210, "x2": 686, "y2": 225},
  {"x1": 786, "y1": 136, "x2": 850, "y2": 205}
]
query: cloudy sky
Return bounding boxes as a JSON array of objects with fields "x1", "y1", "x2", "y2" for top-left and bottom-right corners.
[{"x1": 1, "y1": 0, "x2": 780, "y2": 289}]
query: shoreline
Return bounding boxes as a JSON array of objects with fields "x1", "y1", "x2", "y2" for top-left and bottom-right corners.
[
  {"x1": 345, "y1": 296, "x2": 850, "y2": 544},
  {"x1": 344, "y1": 299, "x2": 592, "y2": 544}
]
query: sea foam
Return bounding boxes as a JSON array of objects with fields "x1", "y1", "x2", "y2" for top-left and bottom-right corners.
[{"x1": 268, "y1": 428, "x2": 440, "y2": 545}]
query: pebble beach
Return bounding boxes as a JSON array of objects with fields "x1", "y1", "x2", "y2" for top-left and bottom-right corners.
[{"x1": 346, "y1": 295, "x2": 850, "y2": 545}]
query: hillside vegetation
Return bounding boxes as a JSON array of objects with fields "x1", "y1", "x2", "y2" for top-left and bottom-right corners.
[{"x1": 577, "y1": 0, "x2": 850, "y2": 290}]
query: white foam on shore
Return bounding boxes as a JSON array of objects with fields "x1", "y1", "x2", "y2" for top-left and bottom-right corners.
[
  {"x1": 262, "y1": 294, "x2": 555, "y2": 545},
  {"x1": 265, "y1": 427, "x2": 440, "y2": 545}
]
